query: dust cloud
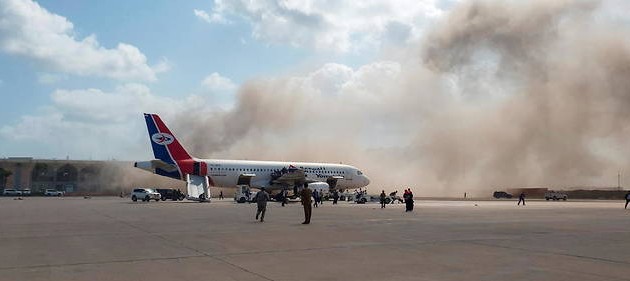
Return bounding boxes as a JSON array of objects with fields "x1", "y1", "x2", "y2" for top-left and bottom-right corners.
[
  {"x1": 95, "y1": 162, "x2": 184, "y2": 195},
  {"x1": 171, "y1": 0, "x2": 630, "y2": 196}
]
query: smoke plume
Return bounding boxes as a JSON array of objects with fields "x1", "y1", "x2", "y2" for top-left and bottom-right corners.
[{"x1": 171, "y1": 0, "x2": 630, "y2": 196}]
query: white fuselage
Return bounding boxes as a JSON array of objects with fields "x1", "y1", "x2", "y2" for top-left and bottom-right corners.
[{"x1": 200, "y1": 159, "x2": 370, "y2": 190}]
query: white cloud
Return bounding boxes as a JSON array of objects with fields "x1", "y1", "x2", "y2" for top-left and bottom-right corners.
[
  {"x1": 0, "y1": 61, "x2": 404, "y2": 159},
  {"x1": 0, "y1": 0, "x2": 165, "y2": 81},
  {"x1": 194, "y1": 9, "x2": 211, "y2": 22},
  {"x1": 207, "y1": 0, "x2": 449, "y2": 52},
  {"x1": 200, "y1": 72, "x2": 238, "y2": 109},
  {"x1": 0, "y1": 84, "x2": 205, "y2": 159},
  {"x1": 201, "y1": 72, "x2": 237, "y2": 92},
  {"x1": 194, "y1": 8, "x2": 229, "y2": 24}
]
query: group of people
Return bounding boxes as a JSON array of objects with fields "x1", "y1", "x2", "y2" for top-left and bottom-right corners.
[
  {"x1": 312, "y1": 189, "x2": 324, "y2": 207},
  {"x1": 251, "y1": 183, "x2": 314, "y2": 224},
  {"x1": 252, "y1": 185, "x2": 418, "y2": 223},
  {"x1": 403, "y1": 189, "x2": 414, "y2": 212},
  {"x1": 250, "y1": 188, "x2": 630, "y2": 224},
  {"x1": 270, "y1": 167, "x2": 289, "y2": 180}
]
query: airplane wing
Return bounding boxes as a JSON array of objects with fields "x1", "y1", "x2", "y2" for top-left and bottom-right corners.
[
  {"x1": 150, "y1": 159, "x2": 178, "y2": 172},
  {"x1": 272, "y1": 169, "x2": 344, "y2": 189},
  {"x1": 271, "y1": 169, "x2": 306, "y2": 186}
]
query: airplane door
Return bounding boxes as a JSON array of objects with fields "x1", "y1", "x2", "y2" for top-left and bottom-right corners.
[{"x1": 237, "y1": 175, "x2": 252, "y2": 186}]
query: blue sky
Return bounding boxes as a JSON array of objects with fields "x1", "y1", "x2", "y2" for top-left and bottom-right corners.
[
  {"x1": 0, "y1": 0, "x2": 455, "y2": 160},
  {"x1": 0, "y1": 0, "x2": 309, "y2": 121},
  {"x1": 4, "y1": 0, "x2": 626, "y2": 164},
  {"x1": 4, "y1": 0, "x2": 630, "y2": 193}
]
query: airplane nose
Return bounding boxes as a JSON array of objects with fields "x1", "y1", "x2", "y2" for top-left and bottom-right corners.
[{"x1": 364, "y1": 176, "x2": 370, "y2": 186}]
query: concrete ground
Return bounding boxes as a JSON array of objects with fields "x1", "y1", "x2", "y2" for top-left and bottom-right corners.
[{"x1": 0, "y1": 197, "x2": 629, "y2": 281}]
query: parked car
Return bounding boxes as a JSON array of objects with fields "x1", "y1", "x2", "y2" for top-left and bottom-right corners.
[
  {"x1": 20, "y1": 189, "x2": 31, "y2": 196},
  {"x1": 493, "y1": 191, "x2": 513, "y2": 199},
  {"x1": 3, "y1": 189, "x2": 22, "y2": 196},
  {"x1": 156, "y1": 188, "x2": 185, "y2": 201},
  {"x1": 544, "y1": 191, "x2": 568, "y2": 201},
  {"x1": 44, "y1": 189, "x2": 64, "y2": 196},
  {"x1": 131, "y1": 188, "x2": 161, "y2": 202}
]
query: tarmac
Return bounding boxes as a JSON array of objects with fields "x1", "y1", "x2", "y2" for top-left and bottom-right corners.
[{"x1": 0, "y1": 197, "x2": 629, "y2": 281}]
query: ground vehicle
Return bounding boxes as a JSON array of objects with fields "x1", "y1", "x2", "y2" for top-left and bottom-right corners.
[
  {"x1": 156, "y1": 188, "x2": 185, "y2": 201},
  {"x1": 44, "y1": 189, "x2": 64, "y2": 196},
  {"x1": 3, "y1": 189, "x2": 22, "y2": 196},
  {"x1": 354, "y1": 192, "x2": 377, "y2": 204},
  {"x1": 338, "y1": 191, "x2": 354, "y2": 201},
  {"x1": 131, "y1": 188, "x2": 161, "y2": 202},
  {"x1": 544, "y1": 191, "x2": 568, "y2": 201},
  {"x1": 20, "y1": 189, "x2": 31, "y2": 196},
  {"x1": 234, "y1": 185, "x2": 252, "y2": 203},
  {"x1": 493, "y1": 191, "x2": 513, "y2": 199}
]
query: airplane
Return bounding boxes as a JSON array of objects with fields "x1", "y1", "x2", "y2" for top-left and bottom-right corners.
[{"x1": 134, "y1": 113, "x2": 371, "y2": 201}]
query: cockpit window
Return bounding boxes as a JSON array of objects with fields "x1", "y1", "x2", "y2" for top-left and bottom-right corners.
[{"x1": 357, "y1": 170, "x2": 363, "y2": 175}]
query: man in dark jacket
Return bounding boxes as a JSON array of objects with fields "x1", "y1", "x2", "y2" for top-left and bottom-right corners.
[
  {"x1": 281, "y1": 188, "x2": 288, "y2": 207},
  {"x1": 403, "y1": 189, "x2": 413, "y2": 212},
  {"x1": 313, "y1": 189, "x2": 319, "y2": 208},
  {"x1": 518, "y1": 192, "x2": 526, "y2": 206},
  {"x1": 380, "y1": 190, "x2": 387, "y2": 209},
  {"x1": 625, "y1": 191, "x2": 630, "y2": 209},
  {"x1": 254, "y1": 188, "x2": 270, "y2": 222},
  {"x1": 301, "y1": 183, "x2": 313, "y2": 224}
]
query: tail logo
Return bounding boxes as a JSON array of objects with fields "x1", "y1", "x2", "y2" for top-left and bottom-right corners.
[{"x1": 151, "y1": 133, "x2": 174, "y2": 145}]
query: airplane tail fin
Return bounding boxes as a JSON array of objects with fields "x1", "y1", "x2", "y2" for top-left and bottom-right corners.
[
  {"x1": 143, "y1": 113, "x2": 193, "y2": 179},
  {"x1": 144, "y1": 113, "x2": 192, "y2": 162},
  {"x1": 143, "y1": 113, "x2": 210, "y2": 201}
]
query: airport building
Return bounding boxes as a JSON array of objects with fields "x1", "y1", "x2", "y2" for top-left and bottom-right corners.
[
  {"x1": 0, "y1": 157, "x2": 184, "y2": 195},
  {"x1": 0, "y1": 157, "x2": 118, "y2": 194}
]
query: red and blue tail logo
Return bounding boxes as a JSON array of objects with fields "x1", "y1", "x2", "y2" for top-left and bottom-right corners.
[{"x1": 144, "y1": 113, "x2": 193, "y2": 180}]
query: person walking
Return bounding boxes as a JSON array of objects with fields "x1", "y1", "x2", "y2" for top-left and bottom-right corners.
[
  {"x1": 281, "y1": 188, "x2": 288, "y2": 207},
  {"x1": 380, "y1": 190, "x2": 387, "y2": 209},
  {"x1": 518, "y1": 192, "x2": 526, "y2": 206},
  {"x1": 219, "y1": 190, "x2": 224, "y2": 200},
  {"x1": 625, "y1": 191, "x2": 630, "y2": 209},
  {"x1": 313, "y1": 189, "x2": 319, "y2": 208},
  {"x1": 332, "y1": 190, "x2": 339, "y2": 205},
  {"x1": 408, "y1": 189, "x2": 414, "y2": 211},
  {"x1": 254, "y1": 188, "x2": 270, "y2": 222},
  {"x1": 301, "y1": 183, "x2": 313, "y2": 224},
  {"x1": 320, "y1": 190, "x2": 324, "y2": 205}
]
